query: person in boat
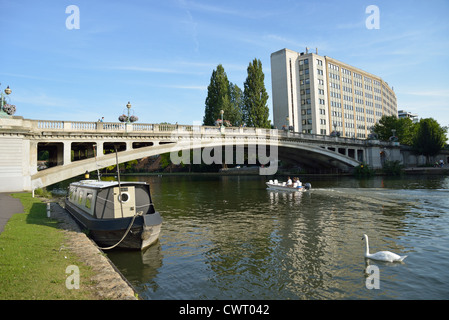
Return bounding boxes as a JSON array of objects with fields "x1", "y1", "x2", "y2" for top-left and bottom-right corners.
[{"x1": 287, "y1": 177, "x2": 292, "y2": 186}]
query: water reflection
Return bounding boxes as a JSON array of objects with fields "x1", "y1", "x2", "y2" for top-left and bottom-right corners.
[
  {"x1": 105, "y1": 175, "x2": 449, "y2": 300},
  {"x1": 107, "y1": 241, "x2": 163, "y2": 283}
]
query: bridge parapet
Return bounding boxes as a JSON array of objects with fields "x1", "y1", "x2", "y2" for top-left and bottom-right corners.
[
  {"x1": 0, "y1": 117, "x2": 405, "y2": 192},
  {"x1": 2, "y1": 118, "x2": 399, "y2": 153}
]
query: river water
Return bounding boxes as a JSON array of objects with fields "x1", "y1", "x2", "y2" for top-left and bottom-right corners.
[{"x1": 106, "y1": 174, "x2": 449, "y2": 300}]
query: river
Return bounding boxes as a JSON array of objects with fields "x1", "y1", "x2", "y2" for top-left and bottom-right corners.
[{"x1": 105, "y1": 174, "x2": 449, "y2": 300}]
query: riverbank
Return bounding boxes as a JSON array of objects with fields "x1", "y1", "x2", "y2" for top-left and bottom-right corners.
[{"x1": 0, "y1": 193, "x2": 137, "y2": 300}]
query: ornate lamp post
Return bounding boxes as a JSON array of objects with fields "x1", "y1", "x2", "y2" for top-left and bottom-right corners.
[
  {"x1": 118, "y1": 101, "x2": 138, "y2": 123},
  {"x1": 0, "y1": 83, "x2": 16, "y2": 117}
]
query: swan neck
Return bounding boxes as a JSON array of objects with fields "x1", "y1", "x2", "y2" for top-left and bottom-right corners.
[{"x1": 364, "y1": 237, "x2": 370, "y2": 255}]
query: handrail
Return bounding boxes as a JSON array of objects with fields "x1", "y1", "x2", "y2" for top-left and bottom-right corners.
[{"x1": 3, "y1": 118, "x2": 390, "y2": 147}]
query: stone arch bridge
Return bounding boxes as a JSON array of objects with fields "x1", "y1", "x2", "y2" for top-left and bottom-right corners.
[{"x1": 0, "y1": 118, "x2": 400, "y2": 192}]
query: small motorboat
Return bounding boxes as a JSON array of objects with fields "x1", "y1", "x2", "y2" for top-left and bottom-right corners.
[
  {"x1": 266, "y1": 179, "x2": 311, "y2": 192},
  {"x1": 65, "y1": 179, "x2": 162, "y2": 250}
]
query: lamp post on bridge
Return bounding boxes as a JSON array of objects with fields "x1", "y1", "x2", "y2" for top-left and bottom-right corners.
[
  {"x1": 118, "y1": 101, "x2": 138, "y2": 133},
  {"x1": 0, "y1": 83, "x2": 16, "y2": 118},
  {"x1": 118, "y1": 101, "x2": 138, "y2": 124}
]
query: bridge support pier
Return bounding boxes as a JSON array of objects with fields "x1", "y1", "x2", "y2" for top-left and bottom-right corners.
[
  {"x1": 63, "y1": 142, "x2": 71, "y2": 165},
  {"x1": 366, "y1": 145, "x2": 382, "y2": 169}
]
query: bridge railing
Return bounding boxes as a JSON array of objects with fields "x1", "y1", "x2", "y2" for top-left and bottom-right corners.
[
  {"x1": 37, "y1": 120, "x2": 64, "y2": 130},
  {"x1": 10, "y1": 118, "x2": 390, "y2": 146},
  {"x1": 31, "y1": 120, "x2": 271, "y2": 136}
]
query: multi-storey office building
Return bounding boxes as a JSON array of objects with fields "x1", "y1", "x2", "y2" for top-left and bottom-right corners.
[{"x1": 271, "y1": 48, "x2": 397, "y2": 138}]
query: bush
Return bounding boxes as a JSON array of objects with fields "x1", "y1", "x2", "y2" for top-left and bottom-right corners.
[
  {"x1": 354, "y1": 163, "x2": 375, "y2": 177},
  {"x1": 382, "y1": 160, "x2": 404, "y2": 176}
]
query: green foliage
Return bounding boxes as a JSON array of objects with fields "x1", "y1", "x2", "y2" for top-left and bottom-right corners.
[
  {"x1": 412, "y1": 118, "x2": 447, "y2": 160},
  {"x1": 372, "y1": 115, "x2": 416, "y2": 145},
  {"x1": 34, "y1": 188, "x2": 53, "y2": 198},
  {"x1": 203, "y1": 59, "x2": 270, "y2": 128},
  {"x1": 243, "y1": 58, "x2": 270, "y2": 128},
  {"x1": 203, "y1": 65, "x2": 244, "y2": 127},
  {"x1": 374, "y1": 116, "x2": 447, "y2": 163},
  {"x1": 159, "y1": 153, "x2": 171, "y2": 169},
  {"x1": 203, "y1": 64, "x2": 229, "y2": 126},
  {"x1": 382, "y1": 160, "x2": 404, "y2": 176},
  {"x1": 353, "y1": 163, "x2": 375, "y2": 177},
  {"x1": 228, "y1": 83, "x2": 244, "y2": 127}
]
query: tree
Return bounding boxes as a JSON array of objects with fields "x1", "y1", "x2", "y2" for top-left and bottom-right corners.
[
  {"x1": 243, "y1": 58, "x2": 270, "y2": 128},
  {"x1": 412, "y1": 118, "x2": 447, "y2": 163},
  {"x1": 228, "y1": 82, "x2": 244, "y2": 127},
  {"x1": 372, "y1": 115, "x2": 416, "y2": 145},
  {"x1": 203, "y1": 64, "x2": 232, "y2": 126}
]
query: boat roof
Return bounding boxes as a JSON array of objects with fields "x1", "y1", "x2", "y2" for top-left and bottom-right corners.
[{"x1": 69, "y1": 180, "x2": 147, "y2": 189}]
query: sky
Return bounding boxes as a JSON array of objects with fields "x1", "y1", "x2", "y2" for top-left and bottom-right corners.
[{"x1": 1, "y1": 0, "x2": 449, "y2": 129}]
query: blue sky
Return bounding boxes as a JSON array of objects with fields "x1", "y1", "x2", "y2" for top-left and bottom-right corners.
[{"x1": 1, "y1": 0, "x2": 448, "y2": 128}]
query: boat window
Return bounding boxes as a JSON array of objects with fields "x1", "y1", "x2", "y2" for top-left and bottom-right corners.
[
  {"x1": 85, "y1": 193, "x2": 93, "y2": 209},
  {"x1": 73, "y1": 188, "x2": 78, "y2": 202},
  {"x1": 78, "y1": 190, "x2": 83, "y2": 205},
  {"x1": 118, "y1": 192, "x2": 129, "y2": 203}
]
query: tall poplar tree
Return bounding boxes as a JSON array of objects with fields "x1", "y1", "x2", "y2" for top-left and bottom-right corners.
[
  {"x1": 243, "y1": 58, "x2": 270, "y2": 128},
  {"x1": 228, "y1": 82, "x2": 243, "y2": 127},
  {"x1": 203, "y1": 65, "x2": 243, "y2": 127},
  {"x1": 203, "y1": 64, "x2": 231, "y2": 126}
]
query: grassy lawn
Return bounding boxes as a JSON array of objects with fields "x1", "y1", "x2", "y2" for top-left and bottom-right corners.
[{"x1": 0, "y1": 193, "x2": 98, "y2": 299}]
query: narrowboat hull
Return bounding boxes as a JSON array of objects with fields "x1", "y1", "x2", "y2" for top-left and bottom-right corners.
[
  {"x1": 65, "y1": 200, "x2": 162, "y2": 250},
  {"x1": 64, "y1": 180, "x2": 162, "y2": 250}
]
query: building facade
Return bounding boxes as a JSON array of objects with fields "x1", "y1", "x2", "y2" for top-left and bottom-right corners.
[
  {"x1": 398, "y1": 109, "x2": 418, "y2": 123},
  {"x1": 271, "y1": 48, "x2": 397, "y2": 138}
]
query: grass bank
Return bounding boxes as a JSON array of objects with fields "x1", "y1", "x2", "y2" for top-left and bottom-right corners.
[{"x1": 0, "y1": 193, "x2": 98, "y2": 299}]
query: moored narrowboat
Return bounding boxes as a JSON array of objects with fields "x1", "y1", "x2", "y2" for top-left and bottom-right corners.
[{"x1": 65, "y1": 180, "x2": 162, "y2": 250}]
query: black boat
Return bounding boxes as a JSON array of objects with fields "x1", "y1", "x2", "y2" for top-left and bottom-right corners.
[{"x1": 65, "y1": 180, "x2": 162, "y2": 250}]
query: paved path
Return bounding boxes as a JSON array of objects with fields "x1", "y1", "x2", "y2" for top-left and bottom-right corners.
[{"x1": 0, "y1": 193, "x2": 24, "y2": 234}]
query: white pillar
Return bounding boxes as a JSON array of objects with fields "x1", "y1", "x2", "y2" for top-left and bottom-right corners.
[{"x1": 63, "y1": 141, "x2": 71, "y2": 165}]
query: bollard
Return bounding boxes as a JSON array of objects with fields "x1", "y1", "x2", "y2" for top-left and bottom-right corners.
[{"x1": 47, "y1": 203, "x2": 51, "y2": 218}]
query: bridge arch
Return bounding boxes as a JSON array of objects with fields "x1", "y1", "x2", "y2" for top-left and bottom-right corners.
[{"x1": 31, "y1": 137, "x2": 360, "y2": 189}]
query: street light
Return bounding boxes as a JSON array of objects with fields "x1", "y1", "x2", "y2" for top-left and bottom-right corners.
[
  {"x1": 126, "y1": 101, "x2": 132, "y2": 123},
  {"x1": 0, "y1": 83, "x2": 16, "y2": 117},
  {"x1": 118, "y1": 101, "x2": 138, "y2": 123}
]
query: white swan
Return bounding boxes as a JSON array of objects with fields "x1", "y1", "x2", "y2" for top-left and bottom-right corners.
[{"x1": 362, "y1": 234, "x2": 407, "y2": 262}]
